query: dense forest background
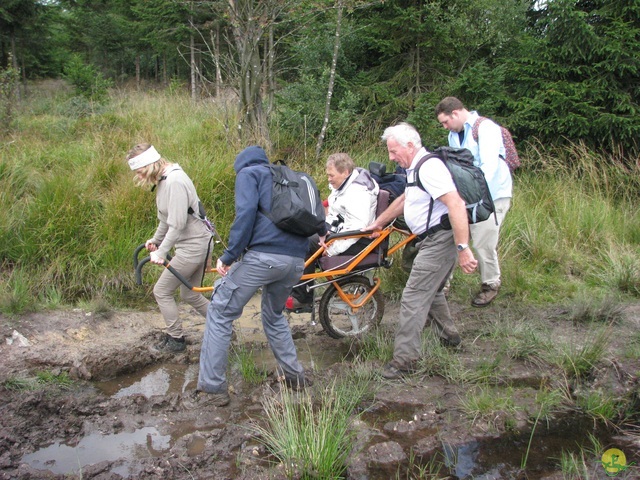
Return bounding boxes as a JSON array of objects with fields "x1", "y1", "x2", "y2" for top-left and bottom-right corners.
[{"x1": 2, "y1": 0, "x2": 639, "y2": 158}]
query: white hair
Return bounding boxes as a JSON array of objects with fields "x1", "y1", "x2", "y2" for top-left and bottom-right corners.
[{"x1": 381, "y1": 122, "x2": 422, "y2": 148}]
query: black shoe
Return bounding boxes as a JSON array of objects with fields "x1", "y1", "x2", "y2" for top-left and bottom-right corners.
[
  {"x1": 285, "y1": 296, "x2": 313, "y2": 313},
  {"x1": 154, "y1": 334, "x2": 186, "y2": 353},
  {"x1": 283, "y1": 375, "x2": 313, "y2": 391},
  {"x1": 440, "y1": 333, "x2": 462, "y2": 348}
]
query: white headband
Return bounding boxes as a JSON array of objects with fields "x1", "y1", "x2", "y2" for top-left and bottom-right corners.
[{"x1": 128, "y1": 146, "x2": 161, "y2": 170}]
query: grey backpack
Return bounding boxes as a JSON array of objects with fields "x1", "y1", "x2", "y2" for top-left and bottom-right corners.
[
  {"x1": 261, "y1": 163, "x2": 326, "y2": 237},
  {"x1": 408, "y1": 146, "x2": 496, "y2": 230}
]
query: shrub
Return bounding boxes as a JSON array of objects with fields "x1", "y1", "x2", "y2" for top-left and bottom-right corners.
[{"x1": 63, "y1": 54, "x2": 113, "y2": 102}]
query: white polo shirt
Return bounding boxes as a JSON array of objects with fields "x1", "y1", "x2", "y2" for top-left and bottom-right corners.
[{"x1": 404, "y1": 148, "x2": 456, "y2": 235}]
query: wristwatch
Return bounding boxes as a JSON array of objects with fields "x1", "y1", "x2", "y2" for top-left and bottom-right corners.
[{"x1": 456, "y1": 243, "x2": 469, "y2": 252}]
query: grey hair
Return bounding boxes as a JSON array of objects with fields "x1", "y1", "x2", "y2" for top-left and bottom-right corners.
[{"x1": 381, "y1": 122, "x2": 422, "y2": 148}]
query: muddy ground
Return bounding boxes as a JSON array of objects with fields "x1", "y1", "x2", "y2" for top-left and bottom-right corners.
[{"x1": 1, "y1": 295, "x2": 639, "y2": 480}]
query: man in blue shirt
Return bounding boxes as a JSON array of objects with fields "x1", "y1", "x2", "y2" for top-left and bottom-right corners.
[{"x1": 435, "y1": 97, "x2": 513, "y2": 307}]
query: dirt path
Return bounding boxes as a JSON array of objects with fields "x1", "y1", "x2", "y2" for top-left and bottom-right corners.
[{"x1": 1, "y1": 297, "x2": 639, "y2": 479}]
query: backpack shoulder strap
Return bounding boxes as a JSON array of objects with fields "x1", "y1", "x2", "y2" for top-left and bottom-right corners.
[
  {"x1": 405, "y1": 153, "x2": 446, "y2": 234},
  {"x1": 268, "y1": 163, "x2": 299, "y2": 187},
  {"x1": 406, "y1": 153, "x2": 440, "y2": 192},
  {"x1": 471, "y1": 116, "x2": 488, "y2": 143}
]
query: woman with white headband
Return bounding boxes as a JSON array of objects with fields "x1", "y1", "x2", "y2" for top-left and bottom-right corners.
[{"x1": 127, "y1": 143, "x2": 211, "y2": 353}]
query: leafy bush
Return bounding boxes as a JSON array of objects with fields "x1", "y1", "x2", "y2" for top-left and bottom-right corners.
[{"x1": 63, "y1": 54, "x2": 113, "y2": 102}]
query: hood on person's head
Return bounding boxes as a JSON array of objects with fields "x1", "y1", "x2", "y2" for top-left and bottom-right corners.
[{"x1": 234, "y1": 145, "x2": 269, "y2": 172}]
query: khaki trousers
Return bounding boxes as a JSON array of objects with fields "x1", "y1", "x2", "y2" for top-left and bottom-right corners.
[
  {"x1": 154, "y1": 252, "x2": 210, "y2": 338},
  {"x1": 393, "y1": 229, "x2": 458, "y2": 366},
  {"x1": 469, "y1": 197, "x2": 511, "y2": 288}
]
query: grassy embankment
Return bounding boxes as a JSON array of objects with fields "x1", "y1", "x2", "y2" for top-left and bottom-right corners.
[
  {"x1": 3, "y1": 83, "x2": 640, "y2": 479},
  {"x1": 1, "y1": 85, "x2": 639, "y2": 315}
]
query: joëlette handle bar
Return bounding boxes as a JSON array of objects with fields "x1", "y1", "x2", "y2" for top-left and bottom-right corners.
[
  {"x1": 301, "y1": 225, "x2": 416, "y2": 279},
  {"x1": 133, "y1": 244, "x2": 213, "y2": 293}
]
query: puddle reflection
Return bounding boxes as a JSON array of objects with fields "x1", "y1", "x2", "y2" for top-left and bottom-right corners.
[
  {"x1": 95, "y1": 340, "x2": 347, "y2": 400},
  {"x1": 95, "y1": 363, "x2": 198, "y2": 398},
  {"x1": 21, "y1": 427, "x2": 169, "y2": 478}
]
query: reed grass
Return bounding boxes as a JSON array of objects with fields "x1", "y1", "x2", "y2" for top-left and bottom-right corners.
[
  {"x1": 481, "y1": 316, "x2": 550, "y2": 362},
  {"x1": 349, "y1": 325, "x2": 395, "y2": 363},
  {"x1": 556, "y1": 433, "x2": 603, "y2": 480},
  {"x1": 3, "y1": 370, "x2": 74, "y2": 391},
  {"x1": 251, "y1": 374, "x2": 369, "y2": 479},
  {"x1": 458, "y1": 384, "x2": 519, "y2": 427},
  {"x1": 546, "y1": 326, "x2": 612, "y2": 379},
  {"x1": 232, "y1": 343, "x2": 269, "y2": 385},
  {"x1": 574, "y1": 389, "x2": 622, "y2": 425}
]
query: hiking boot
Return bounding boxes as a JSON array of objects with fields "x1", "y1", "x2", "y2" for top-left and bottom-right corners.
[
  {"x1": 381, "y1": 361, "x2": 416, "y2": 380},
  {"x1": 182, "y1": 390, "x2": 230, "y2": 409},
  {"x1": 440, "y1": 332, "x2": 462, "y2": 348},
  {"x1": 285, "y1": 296, "x2": 313, "y2": 313},
  {"x1": 283, "y1": 375, "x2": 313, "y2": 391},
  {"x1": 472, "y1": 283, "x2": 499, "y2": 308},
  {"x1": 154, "y1": 334, "x2": 186, "y2": 353}
]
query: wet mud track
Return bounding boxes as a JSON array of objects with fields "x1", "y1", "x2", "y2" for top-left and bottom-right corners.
[{"x1": 1, "y1": 299, "x2": 640, "y2": 479}]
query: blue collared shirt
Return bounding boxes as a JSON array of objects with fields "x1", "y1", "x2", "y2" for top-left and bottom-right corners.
[{"x1": 448, "y1": 111, "x2": 512, "y2": 201}]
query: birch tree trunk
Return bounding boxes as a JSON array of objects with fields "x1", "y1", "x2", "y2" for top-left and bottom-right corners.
[
  {"x1": 211, "y1": 25, "x2": 222, "y2": 98},
  {"x1": 11, "y1": 35, "x2": 20, "y2": 102},
  {"x1": 315, "y1": 1, "x2": 343, "y2": 159},
  {"x1": 267, "y1": 21, "x2": 275, "y2": 116},
  {"x1": 190, "y1": 18, "x2": 197, "y2": 101}
]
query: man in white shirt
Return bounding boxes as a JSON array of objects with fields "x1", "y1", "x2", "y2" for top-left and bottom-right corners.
[
  {"x1": 436, "y1": 97, "x2": 513, "y2": 307},
  {"x1": 367, "y1": 123, "x2": 477, "y2": 379}
]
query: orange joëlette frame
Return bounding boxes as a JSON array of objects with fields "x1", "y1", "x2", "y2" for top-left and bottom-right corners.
[
  {"x1": 297, "y1": 225, "x2": 415, "y2": 311},
  {"x1": 134, "y1": 224, "x2": 416, "y2": 300}
]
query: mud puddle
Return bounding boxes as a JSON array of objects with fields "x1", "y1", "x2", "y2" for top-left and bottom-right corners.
[
  {"x1": 20, "y1": 427, "x2": 170, "y2": 478},
  {"x1": 3, "y1": 299, "x2": 640, "y2": 479},
  {"x1": 365, "y1": 409, "x2": 629, "y2": 479},
  {"x1": 17, "y1": 327, "x2": 352, "y2": 478}
]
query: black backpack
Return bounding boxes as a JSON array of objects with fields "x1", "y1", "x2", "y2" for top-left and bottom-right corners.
[
  {"x1": 408, "y1": 146, "x2": 496, "y2": 230},
  {"x1": 261, "y1": 163, "x2": 326, "y2": 237}
]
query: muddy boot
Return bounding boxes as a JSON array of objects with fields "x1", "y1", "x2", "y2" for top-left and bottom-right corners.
[
  {"x1": 154, "y1": 334, "x2": 186, "y2": 353},
  {"x1": 472, "y1": 283, "x2": 499, "y2": 308},
  {"x1": 182, "y1": 390, "x2": 230, "y2": 409},
  {"x1": 380, "y1": 360, "x2": 418, "y2": 380},
  {"x1": 440, "y1": 332, "x2": 462, "y2": 348}
]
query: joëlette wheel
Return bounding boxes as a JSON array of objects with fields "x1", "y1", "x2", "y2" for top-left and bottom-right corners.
[{"x1": 318, "y1": 276, "x2": 384, "y2": 339}]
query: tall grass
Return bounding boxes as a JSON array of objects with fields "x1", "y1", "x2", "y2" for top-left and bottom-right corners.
[
  {"x1": 0, "y1": 86, "x2": 242, "y2": 312},
  {"x1": 251, "y1": 374, "x2": 370, "y2": 478},
  {"x1": 486, "y1": 141, "x2": 640, "y2": 304},
  {"x1": 1, "y1": 82, "x2": 639, "y2": 313}
]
